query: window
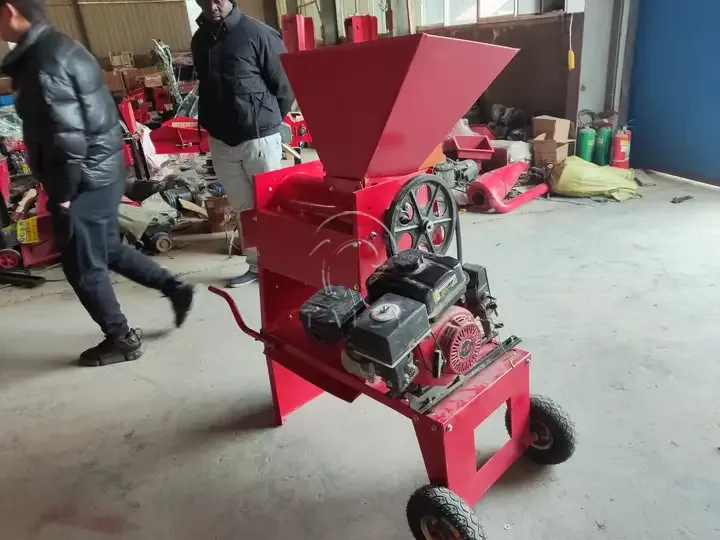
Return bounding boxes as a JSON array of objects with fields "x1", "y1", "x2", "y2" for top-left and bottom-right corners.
[{"x1": 413, "y1": 0, "x2": 536, "y2": 29}]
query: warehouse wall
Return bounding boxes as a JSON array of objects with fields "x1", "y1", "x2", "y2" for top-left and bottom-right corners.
[
  {"x1": 577, "y1": 0, "x2": 611, "y2": 114},
  {"x1": 237, "y1": 0, "x2": 266, "y2": 20},
  {"x1": 425, "y1": 13, "x2": 584, "y2": 120},
  {"x1": 46, "y1": 0, "x2": 192, "y2": 58}
]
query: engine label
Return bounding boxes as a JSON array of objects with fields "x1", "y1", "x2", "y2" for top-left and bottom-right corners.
[{"x1": 432, "y1": 274, "x2": 458, "y2": 303}]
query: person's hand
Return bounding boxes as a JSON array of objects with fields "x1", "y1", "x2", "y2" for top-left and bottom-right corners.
[{"x1": 59, "y1": 201, "x2": 71, "y2": 209}]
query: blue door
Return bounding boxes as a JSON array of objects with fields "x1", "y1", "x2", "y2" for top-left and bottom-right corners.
[{"x1": 629, "y1": 0, "x2": 720, "y2": 182}]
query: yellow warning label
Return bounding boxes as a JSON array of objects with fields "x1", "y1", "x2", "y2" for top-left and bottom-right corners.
[{"x1": 16, "y1": 217, "x2": 40, "y2": 244}]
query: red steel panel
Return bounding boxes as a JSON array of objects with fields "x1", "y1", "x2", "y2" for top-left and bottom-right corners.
[{"x1": 281, "y1": 33, "x2": 518, "y2": 180}]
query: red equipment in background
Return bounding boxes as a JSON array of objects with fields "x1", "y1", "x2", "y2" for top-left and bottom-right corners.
[
  {"x1": 150, "y1": 117, "x2": 210, "y2": 154},
  {"x1": 283, "y1": 112, "x2": 312, "y2": 148},
  {"x1": 152, "y1": 87, "x2": 173, "y2": 114},
  {"x1": 466, "y1": 161, "x2": 550, "y2": 214},
  {"x1": 211, "y1": 34, "x2": 577, "y2": 539},
  {"x1": 0, "y1": 157, "x2": 9, "y2": 202},
  {"x1": 612, "y1": 127, "x2": 632, "y2": 168},
  {"x1": 0, "y1": 185, "x2": 61, "y2": 270},
  {"x1": 345, "y1": 14, "x2": 378, "y2": 43},
  {"x1": 282, "y1": 14, "x2": 316, "y2": 52}
]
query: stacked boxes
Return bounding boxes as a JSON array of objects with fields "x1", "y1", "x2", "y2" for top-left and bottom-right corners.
[{"x1": 532, "y1": 115, "x2": 573, "y2": 166}]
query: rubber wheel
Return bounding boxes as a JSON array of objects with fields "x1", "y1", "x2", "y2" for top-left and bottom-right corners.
[
  {"x1": 0, "y1": 248, "x2": 22, "y2": 270},
  {"x1": 151, "y1": 232, "x2": 173, "y2": 253},
  {"x1": 505, "y1": 395, "x2": 577, "y2": 465},
  {"x1": 407, "y1": 485, "x2": 485, "y2": 540}
]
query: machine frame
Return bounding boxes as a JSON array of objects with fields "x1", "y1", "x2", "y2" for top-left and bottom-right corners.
[{"x1": 208, "y1": 33, "x2": 576, "y2": 539}]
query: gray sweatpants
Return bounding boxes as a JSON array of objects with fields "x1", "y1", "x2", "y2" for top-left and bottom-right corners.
[{"x1": 209, "y1": 133, "x2": 283, "y2": 272}]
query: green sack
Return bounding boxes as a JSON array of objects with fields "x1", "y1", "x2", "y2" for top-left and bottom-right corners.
[{"x1": 550, "y1": 156, "x2": 637, "y2": 201}]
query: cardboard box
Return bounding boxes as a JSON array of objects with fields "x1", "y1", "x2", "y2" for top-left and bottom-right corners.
[
  {"x1": 109, "y1": 51, "x2": 134, "y2": 69},
  {"x1": 0, "y1": 77, "x2": 13, "y2": 95},
  {"x1": 120, "y1": 68, "x2": 140, "y2": 92},
  {"x1": 532, "y1": 133, "x2": 570, "y2": 165},
  {"x1": 139, "y1": 73, "x2": 165, "y2": 88},
  {"x1": 533, "y1": 115, "x2": 572, "y2": 140},
  {"x1": 103, "y1": 70, "x2": 126, "y2": 94}
]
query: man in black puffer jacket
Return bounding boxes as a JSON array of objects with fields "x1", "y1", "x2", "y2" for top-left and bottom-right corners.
[
  {"x1": 0, "y1": 0, "x2": 195, "y2": 366},
  {"x1": 192, "y1": 0, "x2": 294, "y2": 288}
]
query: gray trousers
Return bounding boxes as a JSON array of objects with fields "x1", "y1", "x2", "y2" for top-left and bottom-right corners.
[{"x1": 209, "y1": 133, "x2": 283, "y2": 272}]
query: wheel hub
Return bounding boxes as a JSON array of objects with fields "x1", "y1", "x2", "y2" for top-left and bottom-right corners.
[
  {"x1": 530, "y1": 421, "x2": 554, "y2": 451},
  {"x1": 0, "y1": 250, "x2": 20, "y2": 270},
  {"x1": 420, "y1": 516, "x2": 462, "y2": 540}
]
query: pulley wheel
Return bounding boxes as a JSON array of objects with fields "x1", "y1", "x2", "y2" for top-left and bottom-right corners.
[{"x1": 386, "y1": 174, "x2": 457, "y2": 256}]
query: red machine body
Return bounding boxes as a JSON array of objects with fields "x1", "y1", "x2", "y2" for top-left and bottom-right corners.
[
  {"x1": 345, "y1": 15, "x2": 379, "y2": 43},
  {"x1": 612, "y1": 127, "x2": 632, "y2": 168},
  {"x1": 282, "y1": 14, "x2": 316, "y2": 53},
  {"x1": 211, "y1": 34, "x2": 575, "y2": 536}
]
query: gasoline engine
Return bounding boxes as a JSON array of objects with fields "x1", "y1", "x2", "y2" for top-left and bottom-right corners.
[{"x1": 300, "y1": 249, "x2": 501, "y2": 398}]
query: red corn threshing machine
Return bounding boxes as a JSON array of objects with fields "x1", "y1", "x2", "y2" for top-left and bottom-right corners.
[{"x1": 210, "y1": 34, "x2": 576, "y2": 540}]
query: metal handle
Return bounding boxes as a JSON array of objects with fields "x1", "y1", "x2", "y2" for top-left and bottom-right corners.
[{"x1": 207, "y1": 285, "x2": 269, "y2": 344}]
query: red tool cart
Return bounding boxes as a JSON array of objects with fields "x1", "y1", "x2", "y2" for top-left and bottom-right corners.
[{"x1": 210, "y1": 34, "x2": 577, "y2": 540}]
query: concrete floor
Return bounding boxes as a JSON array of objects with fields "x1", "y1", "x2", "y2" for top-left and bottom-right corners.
[{"x1": 1, "y1": 173, "x2": 719, "y2": 540}]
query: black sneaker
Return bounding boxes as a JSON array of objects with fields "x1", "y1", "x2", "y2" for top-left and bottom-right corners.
[
  {"x1": 79, "y1": 328, "x2": 144, "y2": 367},
  {"x1": 227, "y1": 270, "x2": 258, "y2": 288},
  {"x1": 168, "y1": 283, "x2": 195, "y2": 328}
]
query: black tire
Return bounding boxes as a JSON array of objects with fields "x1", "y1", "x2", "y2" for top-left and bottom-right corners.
[
  {"x1": 407, "y1": 485, "x2": 485, "y2": 540},
  {"x1": 505, "y1": 395, "x2": 577, "y2": 465}
]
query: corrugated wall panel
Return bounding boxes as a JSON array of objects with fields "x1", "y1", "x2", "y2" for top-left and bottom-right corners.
[
  {"x1": 81, "y1": 2, "x2": 192, "y2": 56},
  {"x1": 46, "y1": 0, "x2": 83, "y2": 42},
  {"x1": 237, "y1": 0, "x2": 264, "y2": 20}
]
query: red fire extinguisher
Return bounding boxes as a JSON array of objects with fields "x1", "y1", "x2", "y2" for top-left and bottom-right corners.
[{"x1": 612, "y1": 127, "x2": 632, "y2": 168}]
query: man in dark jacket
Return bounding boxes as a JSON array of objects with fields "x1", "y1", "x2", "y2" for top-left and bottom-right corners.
[
  {"x1": 192, "y1": 0, "x2": 294, "y2": 287},
  {"x1": 0, "y1": 0, "x2": 195, "y2": 366}
]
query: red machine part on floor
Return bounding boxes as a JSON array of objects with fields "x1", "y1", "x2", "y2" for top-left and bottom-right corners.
[
  {"x1": 150, "y1": 117, "x2": 210, "y2": 154},
  {"x1": 345, "y1": 14, "x2": 378, "y2": 43},
  {"x1": 612, "y1": 127, "x2": 632, "y2": 168},
  {"x1": 451, "y1": 134, "x2": 495, "y2": 162},
  {"x1": 282, "y1": 14, "x2": 316, "y2": 53},
  {"x1": 210, "y1": 34, "x2": 576, "y2": 539},
  {"x1": 466, "y1": 161, "x2": 550, "y2": 214}
]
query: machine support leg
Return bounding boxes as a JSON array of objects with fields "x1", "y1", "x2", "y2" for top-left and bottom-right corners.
[
  {"x1": 266, "y1": 358, "x2": 325, "y2": 426},
  {"x1": 414, "y1": 361, "x2": 534, "y2": 507}
]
